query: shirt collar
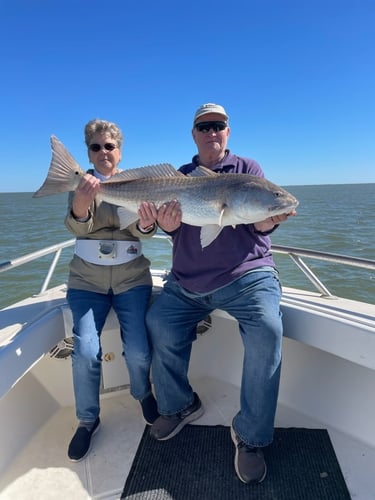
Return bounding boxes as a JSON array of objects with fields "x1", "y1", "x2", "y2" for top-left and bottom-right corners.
[{"x1": 193, "y1": 150, "x2": 232, "y2": 172}]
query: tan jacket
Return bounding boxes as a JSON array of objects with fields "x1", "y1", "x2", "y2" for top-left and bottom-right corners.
[{"x1": 65, "y1": 194, "x2": 156, "y2": 294}]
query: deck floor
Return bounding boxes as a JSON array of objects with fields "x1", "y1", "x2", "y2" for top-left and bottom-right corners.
[{"x1": 0, "y1": 377, "x2": 374, "y2": 500}]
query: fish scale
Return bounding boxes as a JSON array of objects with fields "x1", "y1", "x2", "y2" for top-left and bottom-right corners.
[{"x1": 99, "y1": 176, "x2": 226, "y2": 224}]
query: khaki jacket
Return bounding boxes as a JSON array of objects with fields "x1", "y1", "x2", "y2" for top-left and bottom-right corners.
[{"x1": 65, "y1": 194, "x2": 156, "y2": 294}]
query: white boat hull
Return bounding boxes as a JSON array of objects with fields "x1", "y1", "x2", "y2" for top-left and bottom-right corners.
[
  {"x1": 1, "y1": 236, "x2": 375, "y2": 499},
  {"x1": 0, "y1": 278, "x2": 374, "y2": 499}
]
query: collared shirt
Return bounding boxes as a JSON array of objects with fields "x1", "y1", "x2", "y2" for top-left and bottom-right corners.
[{"x1": 169, "y1": 151, "x2": 277, "y2": 293}]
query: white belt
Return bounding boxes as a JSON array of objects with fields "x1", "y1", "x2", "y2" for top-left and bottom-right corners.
[{"x1": 75, "y1": 240, "x2": 142, "y2": 266}]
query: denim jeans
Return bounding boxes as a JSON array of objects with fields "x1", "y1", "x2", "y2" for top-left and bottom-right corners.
[
  {"x1": 146, "y1": 269, "x2": 282, "y2": 447},
  {"x1": 67, "y1": 285, "x2": 152, "y2": 423}
]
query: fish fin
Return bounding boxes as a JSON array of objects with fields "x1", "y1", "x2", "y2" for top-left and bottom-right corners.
[
  {"x1": 187, "y1": 166, "x2": 218, "y2": 178},
  {"x1": 33, "y1": 136, "x2": 84, "y2": 197},
  {"x1": 219, "y1": 208, "x2": 225, "y2": 226},
  {"x1": 117, "y1": 207, "x2": 139, "y2": 230},
  {"x1": 104, "y1": 163, "x2": 183, "y2": 184},
  {"x1": 200, "y1": 225, "x2": 224, "y2": 248}
]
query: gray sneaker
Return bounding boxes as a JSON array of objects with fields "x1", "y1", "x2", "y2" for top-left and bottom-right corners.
[
  {"x1": 230, "y1": 425, "x2": 267, "y2": 483},
  {"x1": 150, "y1": 392, "x2": 204, "y2": 441}
]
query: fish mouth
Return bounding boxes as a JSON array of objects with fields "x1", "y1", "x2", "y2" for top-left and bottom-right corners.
[
  {"x1": 269, "y1": 199, "x2": 299, "y2": 213},
  {"x1": 291, "y1": 199, "x2": 299, "y2": 209}
]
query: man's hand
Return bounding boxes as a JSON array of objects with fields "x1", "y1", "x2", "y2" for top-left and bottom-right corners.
[{"x1": 254, "y1": 209, "x2": 297, "y2": 232}]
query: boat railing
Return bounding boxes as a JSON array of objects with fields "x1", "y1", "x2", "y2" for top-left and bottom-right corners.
[
  {"x1": 272, "y1": 244, "x2": 375, "y2": 297},
  {"x1": 1, "y1": 235, "x2": 374, "y2": 299}
]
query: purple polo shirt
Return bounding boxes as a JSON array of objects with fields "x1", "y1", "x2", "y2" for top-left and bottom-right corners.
[{"x1": 168, "y1": 151, "x2": 277, "y2": 293}]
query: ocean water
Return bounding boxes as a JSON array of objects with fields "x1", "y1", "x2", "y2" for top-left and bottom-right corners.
[{"x1": 0, "y1": 184, "x2": 374, "y2": 310}]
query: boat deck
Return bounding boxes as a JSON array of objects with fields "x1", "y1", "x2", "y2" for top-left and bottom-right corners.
[{"x1": 0, "y1": 377, "x2": 374, "y2": 500}]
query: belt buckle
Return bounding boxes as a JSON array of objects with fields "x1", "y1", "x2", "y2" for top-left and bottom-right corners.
[{"x1": 98, "y1": 241, "x2": 117, "y2": 259}]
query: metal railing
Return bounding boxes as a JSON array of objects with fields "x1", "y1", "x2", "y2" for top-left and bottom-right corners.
[
  {"x1": 1, "y1": 236, "x2": 374, "y2": 299},
  {"x1": 272, "y1": 244, "x2": 375, "y2": 297},
  {"x1": 0, "y1": 239, "x2": 76, "y2": 296}
]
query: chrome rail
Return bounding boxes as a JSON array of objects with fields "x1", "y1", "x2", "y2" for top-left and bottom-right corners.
[
  {"x1": 1, "y1": 236, "x2": 374, "y2": 299},
  {"x1": 272, "y1": 245, "x2": 375, "y2": 298},
  {"x1": 0, "y1": 238, "x2": 76, "y2": 296}
]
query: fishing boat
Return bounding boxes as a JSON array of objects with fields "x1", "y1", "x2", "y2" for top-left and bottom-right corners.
[{"x1": 0, "y1": 235, "x2": 374, "y2": 499}]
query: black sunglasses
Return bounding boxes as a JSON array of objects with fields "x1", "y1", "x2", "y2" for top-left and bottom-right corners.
[
  {"x1": 195, "y1": 121, "x2": 227, "y2": 133},
  {"x1": 88, "y1": 143, "x2": 118, "y2": 152}
]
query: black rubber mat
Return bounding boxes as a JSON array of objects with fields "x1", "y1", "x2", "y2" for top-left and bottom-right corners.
[{"x1": 122, "y1": 425, "x2": 351, "y2": 499}]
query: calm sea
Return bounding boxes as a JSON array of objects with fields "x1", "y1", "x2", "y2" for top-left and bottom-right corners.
[{"x1": 1, "y1": 184, "x2": 374, "y2": 310}]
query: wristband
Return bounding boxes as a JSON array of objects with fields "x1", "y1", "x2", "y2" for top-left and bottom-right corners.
[{"x1": 137, "y1": 223, "x2": 155, "y2": 234}]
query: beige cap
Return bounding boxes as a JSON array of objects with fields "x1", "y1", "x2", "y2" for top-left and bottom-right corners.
[{"x1": 193, "y1": 103, "x2": 229, "y2": 124}]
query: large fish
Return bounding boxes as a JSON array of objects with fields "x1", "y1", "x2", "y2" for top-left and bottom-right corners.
[{"x1": 33, "y1": 136, "x2": 299, "y2": 248}]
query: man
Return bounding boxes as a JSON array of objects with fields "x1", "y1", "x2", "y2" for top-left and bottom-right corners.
[{"x1": 146, "y1": 103, "x2": 296, "y2": 483}]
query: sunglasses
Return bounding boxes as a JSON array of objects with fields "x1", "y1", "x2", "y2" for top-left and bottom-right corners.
[
  {"x1": 195, "y1": 121, "x2": 227, "y2": 133},
  {"x1": 88, "y1": 143, "x2": 118, "y2": 152}
]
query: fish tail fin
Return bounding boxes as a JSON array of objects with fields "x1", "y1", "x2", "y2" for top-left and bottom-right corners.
[{"x1": 33, "y1": 136, "x2": 84, "y2": 197}]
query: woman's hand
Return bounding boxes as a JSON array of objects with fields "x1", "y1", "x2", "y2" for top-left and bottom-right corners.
[
  {"x1": 157, "y1": 200, "x2": 182, "y2": 232},
  {"x1": 71, "y1": 174, "x2": 101, "y2": 219},
  {"x1": 138, "y1": 201, "x2": 158, "y2": 230}
]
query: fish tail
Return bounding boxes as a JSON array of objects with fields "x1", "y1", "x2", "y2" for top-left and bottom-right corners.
[{"x1": 33, "y1": 136, "x2": 84, "y2": 197}]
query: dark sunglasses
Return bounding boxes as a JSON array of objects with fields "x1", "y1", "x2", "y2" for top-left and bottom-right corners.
[
  {"x1": 88, "y1": 143, "x2": 118, "y2": 152},
  {"x1": 195, "y1": 121, "x2": 227, "y2": 133}
]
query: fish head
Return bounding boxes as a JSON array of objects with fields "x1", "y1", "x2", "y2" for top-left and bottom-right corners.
[{"x1": 226, "y1": 176, "x2": 299, "y2": 224}]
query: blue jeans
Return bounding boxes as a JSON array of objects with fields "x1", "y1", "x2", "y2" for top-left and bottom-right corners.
[
  {"x1": 146, "y1": 270, "x2": 282, "y2": 447},
  {"x1": 67, "y1": 286, "x2": 152, "y2": 423}
]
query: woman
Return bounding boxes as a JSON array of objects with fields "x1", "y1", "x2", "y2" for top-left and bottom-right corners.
[{"x1": 65, "y1": 119, "x2": 158, "y2": 461}]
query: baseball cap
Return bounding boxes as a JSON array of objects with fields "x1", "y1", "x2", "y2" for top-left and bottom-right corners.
[{"x1": 193, "y1": 103, "x2": 229, "y2": 124}]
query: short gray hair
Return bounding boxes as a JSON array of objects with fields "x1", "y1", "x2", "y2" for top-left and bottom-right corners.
[{"x1": 84, "y1": 119, "x2": 123, "y2": 148}]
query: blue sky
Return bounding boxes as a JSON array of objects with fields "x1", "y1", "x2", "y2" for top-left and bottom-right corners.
[{"x1": 1, "y1": 0, "x2": 374, "y2": 192}]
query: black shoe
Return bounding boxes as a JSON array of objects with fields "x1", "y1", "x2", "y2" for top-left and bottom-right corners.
[
  {"x1": 230, "y1": 425, "x2": 267, "y2": 483},
  {"x1": 150, "y1": 392, "x2": 204, "y2": 441},
  {"x1": 68, "y1": 417, "x2": 100, "y2": 461},
  {"x1": 140, "y1": 393, "x2": 159, "y2": 425}
]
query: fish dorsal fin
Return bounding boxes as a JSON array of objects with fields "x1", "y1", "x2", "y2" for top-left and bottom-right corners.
[
  {"x1": 187, "y1": 166, "x2": 218, "y2": 178},
  {"x1": 104, "y1": 163, "x2": 183, "y2": 183}
]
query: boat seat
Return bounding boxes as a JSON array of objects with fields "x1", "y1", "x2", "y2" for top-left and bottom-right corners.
[
  {"x1": 280, "y1": 287, "x2": 375, "y2": 371},
  {"x1": 0, "y1": 286, "x2": 68, "y2": 400},
  {"x1": 1, "y1": 284, "x2": 374, "y2": 401}
]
